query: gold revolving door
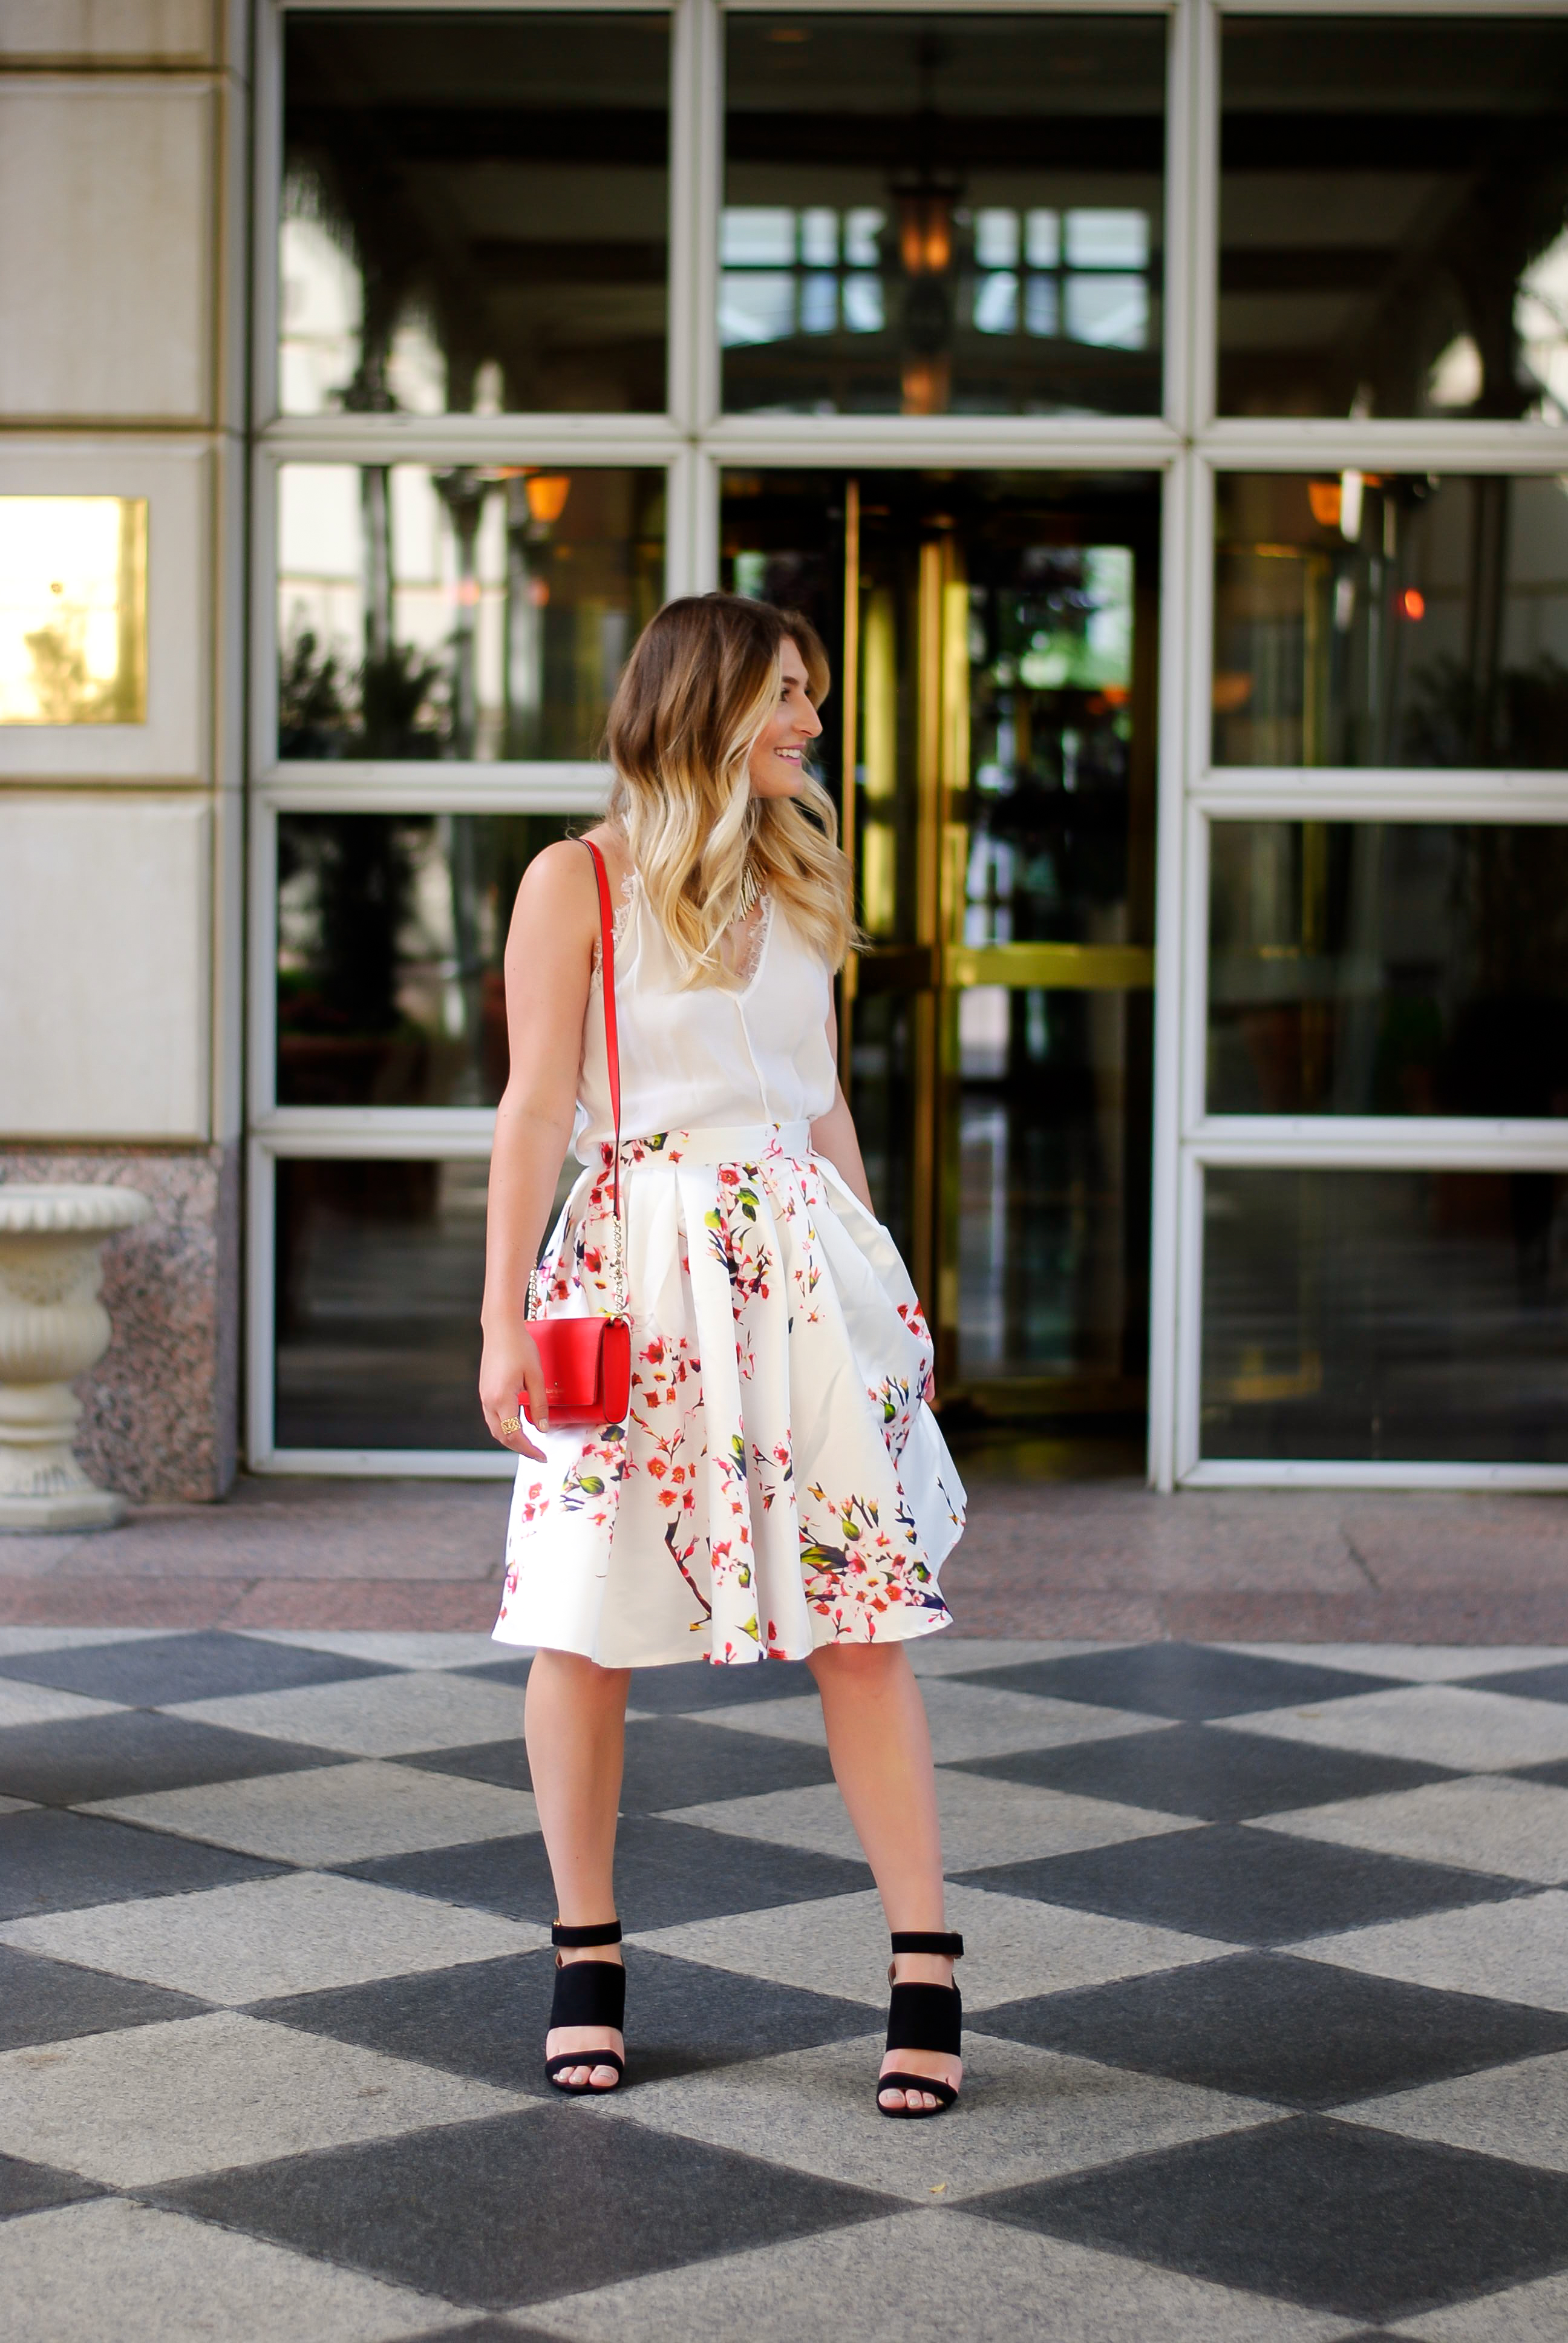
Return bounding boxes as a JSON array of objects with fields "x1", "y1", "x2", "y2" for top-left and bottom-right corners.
[{"x1": 722, "y1": 469, "x2": 1159, "y2": 1444}]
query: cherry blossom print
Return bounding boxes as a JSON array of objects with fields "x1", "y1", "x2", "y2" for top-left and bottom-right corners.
[{"x1": 495, "y1": 1124, "x2": 962, "y2": 1668}]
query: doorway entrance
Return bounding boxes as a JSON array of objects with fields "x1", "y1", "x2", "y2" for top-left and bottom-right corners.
[{"x1": 720, "y1": 471, "x2": 1160, "y2": 1441}]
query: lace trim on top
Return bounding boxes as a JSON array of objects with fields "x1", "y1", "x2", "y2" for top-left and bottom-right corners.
[
  {"x1": 590, "y1": 870, "x2": 640, "y2": 985},
  {"x1": 593, "y1": 874, "x2": 773, "y2": 992},
  {"x1": 727, "y1": 892, "x2": 773, "y2": 991}
]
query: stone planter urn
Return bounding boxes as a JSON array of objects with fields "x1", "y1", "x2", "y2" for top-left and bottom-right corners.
[{"x1": 0, "y1": 1185, "x2": 153, "y2": 1532}]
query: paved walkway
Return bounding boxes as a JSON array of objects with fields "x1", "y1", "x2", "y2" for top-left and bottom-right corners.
[
  {"x1": 5, "y1": 1627, "x2": 1568, "y2": 2339},
  {"x1": 5, "y1": 1467, "x2": 1568, "y2": 1644}
]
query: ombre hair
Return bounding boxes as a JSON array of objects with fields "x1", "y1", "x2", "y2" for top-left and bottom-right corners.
[{"x1": 604, "y1": 593, "x2": 856, "y2": 988}]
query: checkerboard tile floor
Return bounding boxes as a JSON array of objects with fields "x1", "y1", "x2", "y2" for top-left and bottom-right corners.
[{"x1": 5, "y1": 1630, "x2": 1568, "y2": 2340}]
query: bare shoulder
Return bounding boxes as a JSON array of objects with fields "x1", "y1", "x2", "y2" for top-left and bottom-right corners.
[
  {"x1": 581, "y1": 819, "x2": 633, "y2": 893},
  {"x1": 507, "y1": 836, "x2": 601, "y2": 959}
]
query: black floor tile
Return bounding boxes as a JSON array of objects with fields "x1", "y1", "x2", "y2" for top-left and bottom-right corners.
[
  {"x1": 951, "y1": 1721, "x2": 1454, "y2": 1822},
  {"x1": 1461, "y1": 1660, "x2": 1568, "y2": 1706},
  {"x1": 152, "y1": 2110, "x2": 901, "y2": 2310},
  {"x1": 969, "y1": 2115, "x2": 1568, "y2": 2325},
  {"x1": 451, "y1": 1655, "x2": 532, "y2": 1688},
  {"x1": 626, "y1": 1660, "x2": 817, "y2": 1715},
  {"x1": 0, "y1": 1710, "x2": 348, "y2": 1807},
  {"x1": 0, "y1": 2152, "x2": 103, "y2": 2223},
  {"x1": 0, "y1": 1942, "x2": 209, "y2": 2050},
  {"x1": 955, "y1": 1642, "x2": 1401, "y2": 1720},
  {"x1": 619, "y1": 1717, "x2": 837, "y2": 1814},
  {"x1": 0, "y1": 1630, "x2": 394, "y2": 1708},
  {"x1": 971, "y1": 1950, "x2": 1568, "y2": 2111},
  {"x1": 0, "y1": 1806, "x2": 283, "y2": 1921},
  {"x1": 956, "y1": 1823, "x2": 1521, "y2": 1945},
  {"x1": 261, "y1": 1945, "x2": 873, "y2": 2092},
  {"x1": 344, "y1": 1814, "x2": 871, "y2": 1930},
  {"x1": 1514, "y1": 1755, "x2": 1568, "y2": 1790},
  {"x1": 402, "y1": 2325, "x2": 562, "y2": 2343},
  {"x1": 410, "y1": 1716, "x2": 835, "y2": 1811},
  {"x1": 396, "y1": 1741, "x2": 534, "y2": 1793}
]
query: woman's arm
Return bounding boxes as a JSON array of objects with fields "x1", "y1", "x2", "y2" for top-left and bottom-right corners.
[
  {"x1": 808, "y1": 1004, "x2": 875, "y2": 1212},
  {"x1": 479, "y1": 839, "x2": 603, "y2": 1459}
]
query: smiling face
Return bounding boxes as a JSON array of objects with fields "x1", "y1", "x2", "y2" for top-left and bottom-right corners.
[{"x1": 745, "y1": 635, "x2": 823, "y2": 799}]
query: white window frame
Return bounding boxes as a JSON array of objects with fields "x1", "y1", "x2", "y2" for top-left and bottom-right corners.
[{"x1": 249, "y1": 0, "x2": 1568, "y2": 1488}]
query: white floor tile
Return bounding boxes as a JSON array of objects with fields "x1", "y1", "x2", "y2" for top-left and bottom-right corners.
[
  {"x1": 0, "y1": 2010, "x2": 530, "y2": 2186},
  {"x1": 0, "y1": 1869, "x2": 546, "y2": 2004},
  {"x1": 583, "y1": 2029, "x2": 1270, "y2": 2203},
  {"x1": 82, "y1": 1760, "x2": 540, "y2": 1866},
  {"x1": 0, "y1": 1680, "x2": 125, "y2": 1729},
  {"x1": 530, "y1": 2205, "x2": 1356, "y2": 2343},
  {"x1": 701, "y1": 1679, "x2": 1171, "y2": 1764},
  {"x1": 0, "y1": 2200, "x2": 462, "y2": 2343},
  {"x1": 1294, "y1": 1889, "x2": 1568, "y2": 2013},
  {"x1": 1216, "y1": 1685, "x2": 1568, "y2": 1772},
  {"x1": 1345, "y1": 2047, "x2": 1568, "y2": 2177},
  {"x1": 0, "y1": 1795, "x2": 36, "y2": 1815},
  {"x1": 663, "y1": 1771, "x2": 1194, "y2": 1873},
  {"x1": 632, "y1": 1881, "x2": 1233, "y2": 2013},
  {"x1": 1392, "y1": 2266, "x2": 1568, "y2": 2340},
  {"x1": 164, "y1": 1669, "x2": 530, "y2": 1757},
  {"x1": 1258, "y1": 1775, "x2": 1568, "y2": 1885}
]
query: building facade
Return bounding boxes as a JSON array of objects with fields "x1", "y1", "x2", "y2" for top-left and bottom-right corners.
[{"x1": 4, "y1": 0, "x2": 1568, "y2": 1498}]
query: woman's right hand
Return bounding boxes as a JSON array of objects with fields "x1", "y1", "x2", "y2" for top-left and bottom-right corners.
[{"x1": 479, "y1": 1325, "x2": 550, "y2": 1461}]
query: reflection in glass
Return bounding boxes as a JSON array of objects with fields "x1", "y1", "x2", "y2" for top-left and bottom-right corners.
[
  {"x1": 276, "y1": 465, "x2": 663, "y2": 761},
  {"x1": 1209, "y1": 822, "x2": 1568, "y2": 1118},
  {"x1": 1212, "y1": 475, "x2": 1568, "y2": 770},
  {"x1": 958, "y1": 987, "x2": 1151, "y2": 1392},
  {"x1": 723, "y1": 16, "x2": 1165, "y2": 416},
  {"x1": 1202, "y1": 1167, "x2": 1568, "y2": 1463},
  {"x1": 276, "y1": 813, "x2": 576, "y2": 1107},
  {"x1": 275, "y1": 1159, "x2": 491, "y2": 1449},
  {"x1": 1220, "y1": 18, "x2": 1568, "y2": 422},
  {"x1": 0, "y1": 497, "x2": 146, "y2": 725},
  {"x1": 281, "y1": 13, "x2": 668, "y2": 416}
]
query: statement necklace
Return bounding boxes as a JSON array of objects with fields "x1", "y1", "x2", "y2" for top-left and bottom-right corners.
[{"x1": 735, "y1": 861, "x2": 763, "y2": 923}]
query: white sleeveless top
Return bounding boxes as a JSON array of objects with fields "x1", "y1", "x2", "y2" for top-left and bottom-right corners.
[{"x1": 572, "y1": 876, "x2": 837, "y2": 1163}]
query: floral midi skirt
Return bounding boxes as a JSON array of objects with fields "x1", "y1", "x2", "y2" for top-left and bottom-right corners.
[{"x1": 494, "y1": 1121, "x2": 965, "y2": 1668}]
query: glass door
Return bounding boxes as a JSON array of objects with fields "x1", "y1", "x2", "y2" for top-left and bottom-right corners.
[{"x1": 720, "y1": 469, "x2": 1160, "y2": 1435}]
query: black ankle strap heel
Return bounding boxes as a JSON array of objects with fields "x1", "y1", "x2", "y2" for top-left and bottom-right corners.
[
  {"x1": 879, "y1": 1930, "x2": 964, "y2": 2120},
  {"x1": 545, "y1": 1920, "x2": 626, "y2": 2094}
]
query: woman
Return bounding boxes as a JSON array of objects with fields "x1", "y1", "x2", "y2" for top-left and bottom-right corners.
[{"x1": 479, "y1": 594, "x2": 967, "y2": 2118}]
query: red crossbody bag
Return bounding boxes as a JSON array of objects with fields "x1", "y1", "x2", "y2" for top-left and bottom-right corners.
[{"x1": 518, "y1": 838, "x2": 633, "y2": 1429}]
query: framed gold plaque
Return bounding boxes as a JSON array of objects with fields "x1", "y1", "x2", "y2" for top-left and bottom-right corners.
[{"x1": 0, "y1": 497, "x2": 148, "y2": 726}]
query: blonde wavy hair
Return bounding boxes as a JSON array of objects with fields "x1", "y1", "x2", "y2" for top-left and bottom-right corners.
[{"x1": 604, "y1": 593, "x2": 857, "y2": 988}]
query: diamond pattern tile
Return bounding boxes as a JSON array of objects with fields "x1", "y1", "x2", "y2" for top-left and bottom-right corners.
[{"x1": 5, "y1": 1630, "x2": 1567, "y2": 2341}]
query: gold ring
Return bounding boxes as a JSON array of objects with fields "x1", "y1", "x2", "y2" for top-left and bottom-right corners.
[{"x1": 498, "y1": 1416, "x2": 521, "y2": 1435}]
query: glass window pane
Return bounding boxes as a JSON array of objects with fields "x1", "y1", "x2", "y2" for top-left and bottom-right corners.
[
  {"x1": 276, "y1": 464, "x2": 664, "y2": 762},
  {"x1": 722, "y1": 14, "x2": 1165, "y2": 417},
  {"x1": 281, "y1": 12, "x2": 668, "y2": 416},
  {"x1": 276, "y1": 813, "x2": 577, "y2": 1108},
  {"x1": 1208, "y1": 822, "x2": 1568, "y2": 1117},
  {"x1": 1212, "y1": 474, "x2": 1568, "y2": 770},
  {"x1": 275, "y1": 1158, "x2": 491, "y2": 1449},
  {"x1": 1202, "y1": 1167, "x2": 1568, "y2": 1463},
  {"x1": 1220, "y1": 18, "x2": 1568, "y2": 423},
  {"x1": 959, "y1": 988, "x2": 1151, "y2": 1393},
  {"x1": 0, "y1": 497, "x2": 146, "y2": 725}
]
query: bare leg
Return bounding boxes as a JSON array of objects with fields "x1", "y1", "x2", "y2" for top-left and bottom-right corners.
[
  {"x1": 524, "y1": 1648, "x2": 632, "y2": 2089},
  {"x1": 808, "y1": 1642, "x2": 959, "y2": 2114}
]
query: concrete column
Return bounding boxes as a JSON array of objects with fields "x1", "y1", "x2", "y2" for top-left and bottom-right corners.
[{"x1": 0, "y1": 0, "x2": 249, "y2": 1501}]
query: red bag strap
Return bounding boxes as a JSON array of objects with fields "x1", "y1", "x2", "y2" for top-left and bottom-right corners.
[{"x1": 581, "y1": 837, "x2": 623, "y2": 1228}]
